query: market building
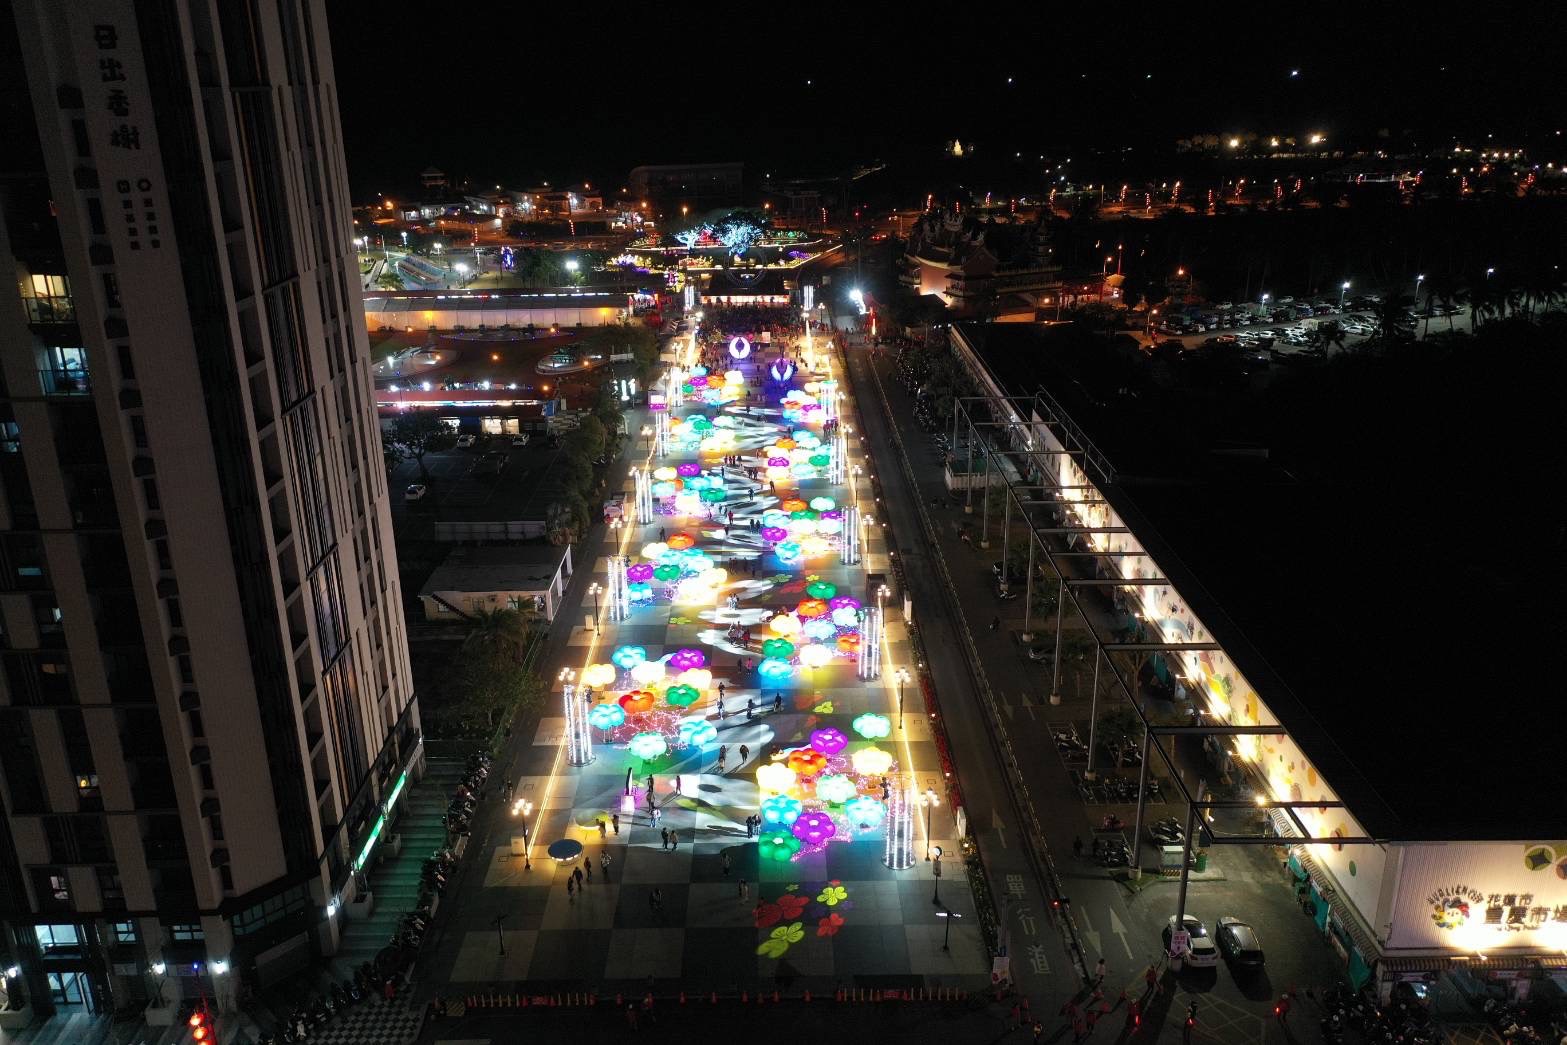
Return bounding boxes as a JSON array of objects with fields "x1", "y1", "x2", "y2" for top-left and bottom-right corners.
[{"x1": 942, "y1": 321, "x2": 1567, "y2": 1003}]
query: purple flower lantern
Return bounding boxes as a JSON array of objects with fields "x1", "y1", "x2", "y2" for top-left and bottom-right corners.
[
  {"x1": 627, "y1": 562, "x2": 655, "y2": 583},
  {"x1": 676, "y1": 462, "x2": 701, "y2": 478},
  {"x1": 809, "y1": 727, "x2": 849, "y2": 755},
  {"x1": 668, "y1": 648, "x2": 707, "y2": 671},
  {"x1": 791, "y1": 810, "x2": 837, "y2": 846},
  {"x1": 760, "y1": 526, "x2": 789, "y2": 543},
  {"x1": 767, "y1": 456, "x2": 789, "y2": 468},
  {"x1": 829, "y1": 595, "x2": 861, "y2": 611}
]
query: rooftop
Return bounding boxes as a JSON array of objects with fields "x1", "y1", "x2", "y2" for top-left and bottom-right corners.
[
  {"x1": 958, "y1": 320, "x2": 1567, "y2": 841},
  {"x1": 420, "y1": 545, "x2": 571, "y2": 597}
]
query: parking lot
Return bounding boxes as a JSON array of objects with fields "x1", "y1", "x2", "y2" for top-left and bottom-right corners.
[
  {"x1": 389, "y1": 434, "x2": 562, "y2": 539},
  {"x1": 1145, "y1": 296, "x2": 1474, "y2": 361}
]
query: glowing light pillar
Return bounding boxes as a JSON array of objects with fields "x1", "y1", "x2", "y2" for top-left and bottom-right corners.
[
  {"x1": 633, "y1": 468, "x2": 654, "y2": 524},
  {"x1": 840, "y1": 504, "x2": 860, "y2": 565},
  {"x1": 606, "y1": 555, "x2": 631, "y2": 623},
  {"x1": 858, "y1": 603, "x2": 881, "y2": 680},
  {"x1": 561, "y1": 668, "x2": 593, "y2": 767},
  {"x1": 885, "y1": 776, "x2": 915, "y2": 870},
  {"x1": 822, "y1": 382, "x2": 838, "y2": 422},
  {"x1": 669, "y1": 367, "x2": 684, "y2": 410},
  {"x1": 830, "y1": 428, "x2": 848, "y2": 485},
  {"x1": 654, "y1": 410, "x2": 670, "y2": 458}
]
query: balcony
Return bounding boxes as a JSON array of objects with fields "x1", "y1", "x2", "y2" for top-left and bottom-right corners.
[{"x1": 39, "y1": 367, "x2": 91, "y2": 396}]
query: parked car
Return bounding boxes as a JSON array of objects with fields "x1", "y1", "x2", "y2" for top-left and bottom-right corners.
[
  {"x1": 404, "y1": 483, "x2": 428, "y2": 503},
  {"x1": 1163, "y1": 915, "x2": 1219, "y2": 966},
  {"x1": 1216, "y1": 917, "x2": 1266, "y2": 971},
  {"x1": 454, "y1": 433, "x2": 477, "y2": 449},
  {"x1": 512, "y1": 433, "x2": 531, "y2": 447}
]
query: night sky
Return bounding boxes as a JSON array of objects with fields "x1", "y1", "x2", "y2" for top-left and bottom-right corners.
[{"x1": 327, "y1": 4, "x2": 1567, "y2": 198}]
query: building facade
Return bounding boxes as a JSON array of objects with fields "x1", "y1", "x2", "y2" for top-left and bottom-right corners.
[{"x1": 0, "y1": 0, "x2": 419, "y2": 1021}]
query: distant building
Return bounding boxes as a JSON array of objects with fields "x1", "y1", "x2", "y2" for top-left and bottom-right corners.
[
  {"x1": 418, "y1": 546, "x2": 574, "y2": 622},
  {"x1": 629, "y1": 162, "x2": 744, "y2": 211},
  {"x1": 420, "y1": 166, "x2": 448, "y2": 189},
  {"x1": 899, "y1": 210, "x2": 1061, "y2": 317}
]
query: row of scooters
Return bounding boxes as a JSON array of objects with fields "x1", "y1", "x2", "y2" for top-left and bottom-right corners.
[
  {"x1": 258, "y1": 751, "x2": 491, "y2": 1042},
  {"x1": 1319, "y1": 983, "x2": 1435, "y2": 1045}
]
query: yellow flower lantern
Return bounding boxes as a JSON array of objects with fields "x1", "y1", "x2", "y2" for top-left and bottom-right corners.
[
  {"x1": 851, "y1": 747, "x2": 894, "y2": 776},
  {"x1": 756, "y1": 762, "x2": 796, "y2": 795}
]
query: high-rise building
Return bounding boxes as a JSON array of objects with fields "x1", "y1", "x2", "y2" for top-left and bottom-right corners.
[{"x1": 0, "y1": 0, "x2": 418, "y2": 1021}]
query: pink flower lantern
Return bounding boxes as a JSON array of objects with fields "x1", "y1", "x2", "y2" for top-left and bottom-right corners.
[
  {"x1": 809, "y1": 727, "x2": 849, "y2": 755},
  {"x1": 627, "y1": 563, "x2": 655, "y2": 583},
  {"x1": 829, "y1": 595, "x2": 861, "y2": 610},
  {"x1": 676, "y1": 463, "x2": 701, "y2": 478},
  {"x1": 768, "y1": 456, "x2": 789, "y2": 468},
  {"x1": 668, "y1": 648, "x2": 706, "y2": 671},
  {"x1": 761, "y1": 526, "x2": 788, "y2": 543},
  {"x1": 791, "y1": 810, "x2": 836, "y2": 846}
]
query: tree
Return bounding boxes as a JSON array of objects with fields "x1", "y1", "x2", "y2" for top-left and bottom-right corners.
[
  {"x1": 385, "y1": 412, "x2": 455, "y2": 479},
  {"x1": 1311, "y1": 320, "x2": 1347, "y2": 356},
  {"x1": 462, "y1": 607, "x2": 532, "y2": 664},
  {"x1": 1370, "y1": 293, "x2": 1414, "y2": 345},
  {"x1": 382, "y1": 435, "x2": 408, "y2": 474}
]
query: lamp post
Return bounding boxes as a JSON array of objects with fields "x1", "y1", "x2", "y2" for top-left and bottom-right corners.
[
  {"x1": 1414, "y1": 273, "x2": 1425, "y2": 308},
  {"x1": 931, "y1": 844, "x2": 944, "y2": 904},
  {"x1": 492, "y1": 914, "x2": 506, "y2": 956},
  {"x1": 1338, "y1": 280, "x2": 1351, "y2": 311},
  {"x1": 936, "y1": 905, "x2": 962, "y2": 951},
  {"x1": 587, "y1": 582, "x2": 602, "y2": 632},
  {"x1": 896, "y1": 667, "x2": 911, "y2": 731},
  {"x1": 922, "y1": 787, "x2": 939, "y2": 860}
]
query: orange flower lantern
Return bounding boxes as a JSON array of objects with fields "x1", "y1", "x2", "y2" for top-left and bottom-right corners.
[
  {"x1": 836, "y1": 633, "x2": 861, "y2": 652},
  {"x1": 787, "y1": 748, "x2": 828, "y2": 777},
  {"x1": 618, "y1": 690, "x2": 656, "y2": 714},
  {"x1": 667, "y1": 532, "x2": 695, "y2": 550},
  {"x1": 797, "y1": 599, "x2": 829, "y2": 618},
  {"x1": 775, "y1": 438, "x2": 797, "y2": 450},
  {"x1": 781, "y1": 499, "x2": 808, "y2": 513}
]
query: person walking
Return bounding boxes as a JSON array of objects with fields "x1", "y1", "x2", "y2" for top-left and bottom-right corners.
[
  {"x1": 745, "y1": 698, "x2": 754, "y2": 720},
  {"x1": 739, "y1": 743, "x2": 750, "y2": 763},
  {"x1": 584, "y1": 857, "x2": 593, "y2": 884},
  {"x1": 989, "y1": 615, "x2": 1000, "y2": 632},
  {"x1": 722, "y1": 852, "x2": 731, "y2": 876},
  {"x1": 739, "y1": 878, "x2": 749, "y2": 901},
  {"x1": 573, "y1": 866, "x2": 584, "y2": 890},
  {"x1": 1094, "y1": 958, "x2": 1106, "y2": 985},
  {"x1": 600, "y1": 851, "x2": 612, "y2": 881},
  {"x1": 1145, "y1": 963, "x2": 1160, "y2": 996},
  {"x1": 598, "y1": 819, "x2": 607, "y2": 840},
  {"x1": 717, "y1": 747, "x2": 727, "y2": 773},
  {"x1": 660, "y1": 827, "x2": 669, "y2": 851},
  {"x1": 567, "y1": 876, "x2": 576, "y2": 904},
  {"x1": 612, "y1": 812, "x2": 620, "y2": 835},
  {"x1": 1073, "y1": 836, "x2": 1084, "y2": 859},
  {"x1": 773, "y1": 692, "x2": 782, "y2": 712},
  {"x1": 718, "y1": 681, "x2": 727, "y2": 699},
  {"x1": 669, "y1": 830, "x2": 679, "y2": 852},
  {"x1": 674, "y1": 775, "x2": 682, "y2": 796}
]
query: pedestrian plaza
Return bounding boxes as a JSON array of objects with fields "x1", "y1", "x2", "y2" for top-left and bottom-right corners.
[{"x1": 431, "y1": 323, "x2": 990, "y2": 993}]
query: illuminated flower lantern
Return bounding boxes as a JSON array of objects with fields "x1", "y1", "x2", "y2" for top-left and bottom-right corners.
[
  {"x1": 767, "y1": 456, "x2": 790, "y2": 470},
  {"x1": 629, "y1": 582, "x2": 653, "y2": 601},
  {"x1": 815, "y1": 774, "x2": 857, "y2": 804},
  {"x1": 831, "y1": 607, "x2": 861, "y2": 629},
  {"x1": 700, "y1": 488, "x2": 726, "y2": 504},
  {"x1": 761, "y1": 794, "x2": 803, "y2": 827},
  {"x1": 791, "y1": 462, "x2": 817, "y2": 480},
  {"x1": 760, "y1": 831, "x2": 801, "y2": 862},
  {"x1": 797, "y1": 599, "x2": 829, "y2": 619},
  {"x1": 627, "y1": 563, "x2": 655, "y2": 583},
  {"x1": 698, "y1": 567, "x2": 727, "y2": 588},
  {"x1": 829, "y1": 595, "x2": 860, "y2": 611},
  {"x1": 652, "y1": 564, "x2": 681, "y2": 582},
  {"x1": 817, "y1": 517, "x2": 841, "y2": 536},
  {"x1": 668, "y1": 648, "x2": 706, "y2": 672},
  {"x1": 809, "y1": 497, "x2": 836, "y2": 512},
  {"x1": 803, "y1": 618, "x2": 836, "y2": 642},
  {"x1": 799, "y1": 642, "x2": 833, "y2": 668},
  {"x1": 689, "y1": 417, "x2": 713, "y2": 433},
  {"x1": 611, "y1": 645, "x2": 647, "y2": 670},
  {"x1": 664, "y1": 684, "x2": 701, "y2": 708},
  {"x1": 667, "y1": 532, "x2": 695, "y2": 550},
  {"x1": 768, "y1": 614, "x2": 801, "y2": 637},
  {"x1": 761, "y1": 638, "x2": 795, "y2": 660},
  {"x1": 724, "y1": 369, "x2": 744, "y2": 385},
  {"x1": 781, "y1": 499, "x2": 807, "y2": 513},
  {"x1": 630, "y1": 660, "x2": 665, "y2": 685},
  {"x1": 689, "y1": 375, "x2": 708, "y2": 388},
  {"x1": 787, "y1": 748, "x2": 828, "y2": 777},
  {"x1": 851, "y1": 747, "x2": 894, "y2": 777},
  {"x1": 674, "y1": 492, "x2": 702, "y2": 515},
  {"x1": 776, "y1": 541, "x2": 804, "y2": 565},
  {"x1": 641, "y1": 541, "x2": 670, "y2": 559},
  {"x1": 676, "y1": 668, "x2": 712, "y2": 692},
  {"x1": 810, "y1": 727, "x2": 849, "y2": 755},
  {"x1": 677, "y1": 717, "x2": 717, "y2": 747},
  {"x1": 690, "y1": 365, "x2": 707, "y2": 377},
  {"x1": 836, "y1": 633, "x2": 861, "y2": 652},
  {"x1": 627, "y1": 731, "x2": 667, "y2": 760},
  {"x1": 801, "y1": 537, "x2": 833, "y2": 559},
  {"x1": 806, "y1": 581, "x2": 837, "y2": 600},
  {"x1": 760, "y1": 526, "x2": 789, "y2": 544},
  {"x1": 652, "y1": 469, "x2": 677, "y2": 483},
  {"x1": 582, "y1": 663, "x2": 617, "y2": 688},
  {"x1": 758, "y1": 658, "x2": 794, "y2": 681},
  {"x1": 845, "y1": 795, "x2": 886, "y2": 829},
  {"x1": 852, "y1": 713, "x2": 891, "y2": 739},
  {"x1": 756, "y1": 762, "x2": 796, "y2": 796},
  {"x1": 791, "y1": 810, "x2": 836, "y2": 846},
  {"x1": 652, "y1": 480, "x2": 678, "y2": 498},
  {"x1": 808, "y1": 453, "x2": 831, "y2": 468},
  {"x1": 588, "y1": 703, "x2": 626, "y2": 731},
  {"x1": 619, "y1": 690, "x2": 656, "y2": 714}
]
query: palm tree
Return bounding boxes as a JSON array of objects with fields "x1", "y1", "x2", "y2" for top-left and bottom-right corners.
[
  {"x1": 1468, "y1": 275, "x2": 1499, "y2": 329},
  {"x1": 1312, "y1": 320, "x2": 1347, "y2": 356},
  {"x1": 463, "y1": 607, "x2": 531, "y2": 664},
  {"x1": 1521, "y1": 265, "x2": 1565, "y2": 320},
  {"x1": 1372, "y1": 293, "x2": 1414, "y2": 344}
]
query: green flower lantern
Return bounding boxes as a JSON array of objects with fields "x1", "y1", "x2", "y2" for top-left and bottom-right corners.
[
  {"x1": 760, "y1": 831, "x2": 802, "y2": 863},
  {"x1": 809, "y1": 453, "x2": 831, "y2": 467},
  {"x1": 805, "y1": 581, "x2": 837, "y2": 600},
  {"x1": 653, "y1": 564, "x2": 681, "y2": 582},
  {"x1": 664, "y1": 683, "x2": 701, "y2": 707},
  {"x1": 761, "y1": 638, "x2": 796, "y2": 659}
]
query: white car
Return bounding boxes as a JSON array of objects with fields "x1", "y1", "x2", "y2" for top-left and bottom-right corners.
[
  {"x1": 455, "y1": 434, "x2": 477, "y2": 449},
  {"x1": 404, "y1": 483, "x2": 428, "y2": 503},
  {"x1": 1163, "y1": 914, "x2": 1219, "y2": 966},
  {"x1": 512, "y1": 433, "x2": 531, "y2": 447}
]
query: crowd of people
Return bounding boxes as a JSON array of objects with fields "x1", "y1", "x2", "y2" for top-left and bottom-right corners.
[{"x1": 700, "y1": 304, "x2": 797, "y2": 339}]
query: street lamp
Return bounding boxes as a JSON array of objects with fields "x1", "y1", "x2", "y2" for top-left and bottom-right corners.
[
  {"x1": 896, "y1": 667, "x2": 911, "y2": 731},
  {"x1": 936, "y1": 905, "x2": 962, "y2": 951},
  {"x1": 1486, "y1": 267, "x2": 1495, "y2": 279},
  {"x1": 1415, "y1": 273, "x2": 1425, "y2": 306},
  {"x1": 1338, "y1": 281, "x2": 1351, "y2": 311},
  {"x1": 921, "y1": 788, "x2": 939, "y2": 860},
  {"x1": 931, "y1": 844, "x2": 944, "y2": 904},
  {"x1": 587, "y1": 582, "x2": 603, "y2": 631}
]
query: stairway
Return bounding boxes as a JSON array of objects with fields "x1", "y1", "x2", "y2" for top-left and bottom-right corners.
[{"x1": 329, "y1": 757, "x2": 468, "y2": 982}]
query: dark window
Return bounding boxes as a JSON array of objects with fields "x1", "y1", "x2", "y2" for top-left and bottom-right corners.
[
  {"x1": 86, "y1": 197, "x2": 106, "y2": 235},
  {"x1": 197, "y1": 763, "x2": 213, "y2": 790},
  {"x1": 177, "y1": 655, "x2": 194, "y2": 685},
  {"x1": 115, "y1": 343, "x2": 133, "y2": 379},
  {"x1": 186, "y1": 708, "x2": 204, "y2": 738},
  {"x1": 129, "y1": 415, "x2": 148, "y2": 449},
  {"x1": 102, "y1": 272, "x2": 120, "y2": 308},
  {"x1": 154, "y1": 539, "x2": 171, "y2": 571},
  {"x1": 1, "y1": 533, "x2": 47, "y2": 588},
  {"x1": 166, "y1": 596, "x2": 183, "y2": 629},
  {"x1": 70, "y1": 119, "x2": 90, "y2": 157},
  {"x1": 208, "y1": 813, "x2": 223, "y2": 841},
  {"x1": 142, "y1": 477, "x2": 160, "y2": 510},
  {"x1": 219, "y1": 866, "x2": 234, "y2": 892}
]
